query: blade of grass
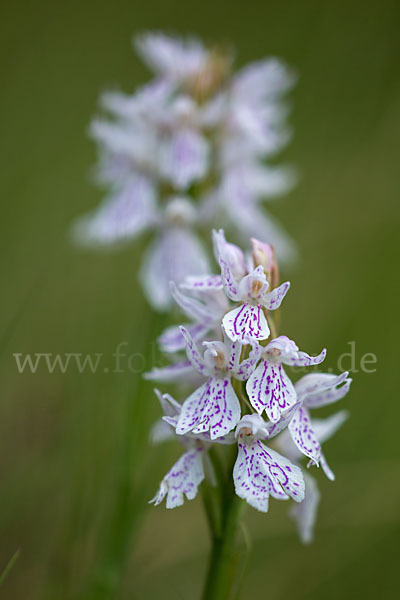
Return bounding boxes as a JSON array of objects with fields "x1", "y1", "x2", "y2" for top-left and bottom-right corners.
[{"x1": 0, "y1": 549, "x2": 20, "y2": 588}]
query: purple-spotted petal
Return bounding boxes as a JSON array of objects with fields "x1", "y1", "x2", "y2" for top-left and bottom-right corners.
[
  {"x1": 233, "y1": 439, "x2": 304, "y2": 512},
  {"x1": 176, "y1": 377, "x2": 241, "y2": 440},
  {"x1": 180, "y1": 327, "x2": 207, "y2": 375},
  {"x1": 212, "y1": 229, "x2": 247, "y2": 280},
  {"x1": 303, "y1": 377, "x2": 352, "y2": 409},
  {"x1": 266, "y1": 336, "x2": 326, "y2": 368},
  {"x1": 288, "y1": 406, "x2": 321, "y2": 466},
  {"x1": 295, "y1": 372, "x2": 349, "y2": 400},
  {"x1": 311, "y1": 411, "x2": 349, "y2": 445},
  {"x1": 290, "y1": 472, "x2": 320, "y2": 544},
  {"x1": 180, "y1": 274, "x2": 223, "y2": 292},
  {"x1": 72, "y1": 175, "x2": 157, "y2": 246},
  {"x1": 219, "y1": 258, "x2": 241, "y2": 301},
  {"x1": 283, "y1": 348, "x2": 326, "y2": 368},
  {"x1": 262, "y1": 281, "x2": 290, "y2": 311},
  {"x1": 264, "y1": 401, "x2": 302, "y2": 439},
  {"x1": 223, "y1": 303, "x2": 270, "y2": 342},
  {"x1": 246, "y1": 360, "x2": 297, "y2": 422},
  {"x1": 235, "y1": 342, "x2": 263, "y2": 381},
  {"x1": 319, "y1": 452, "x2": 335, "y2": 481},
  {"x1": 170, "y1": 283, "x2": 213, "y2": 325},
  {"x1": 158, "y1": 322, "x2": 209, "y2": 354},
  {"x1": 159, "y1": 128, "x2": 209, "y2": 190},
  {"x1": 144, "y1": 360, "x2": 194, "y2": 382},
  {"x1": 149, "y1": 447, "x2": 205, "y2": 509}
]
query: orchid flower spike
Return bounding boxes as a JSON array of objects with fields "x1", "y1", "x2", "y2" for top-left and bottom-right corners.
[{"x1": 72, "y1": 32, "x2": 297, "y2": 310}]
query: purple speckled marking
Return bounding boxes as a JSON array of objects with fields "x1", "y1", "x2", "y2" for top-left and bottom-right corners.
[
  {"x1": 159, "y1": 322, "x2": 208, "y2": 354},
  {"x1": 150, "y1": 447, "x2": 205, "y2": 509},
  {"x1": 144, "y1": 360, "x2": 194, "y2": 382},
  {"x1": 176, "y1": 377, "x2": 241, "y2": 440},
  {"x1": 181, "y1": 274, "x2": 223, "y2": 290},
  {"x1": 295, "y1": 372, "x2": 349, "y2": 401},
  {"x1": 304, "y1": 379, "x2": 351, "y2": 409},
  {"x1": 172, "y1": 284, "x2": 211, "y2": 323},
  {"x1": 219, "y1": 258, "x2": 240, "y2": 301},
  {"x1": 263, "y1": 282, "x2": 290, "y2": 311},
  {"x1": 288, "y1": 406, "x2": 321, "y2": 465},
  {"x1": 180, "y1": 327, "x2": 206, "y2": 375},
  {"x1": 233, "y1": 439, "x2": 304, "y2": 512},
  {"x1": 246, "y1": 360, "x2": 297, "y2": 422},
  {"x1": 223, "y1": 303, "x2": 270, "y2": 342},
  {"x1": 235, "y1": 342, "x2": 262, "y2": 381}
]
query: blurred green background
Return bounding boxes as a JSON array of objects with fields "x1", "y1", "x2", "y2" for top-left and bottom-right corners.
[{"x1": 1, "y1": 0, "x2": 399, "y2": 598}]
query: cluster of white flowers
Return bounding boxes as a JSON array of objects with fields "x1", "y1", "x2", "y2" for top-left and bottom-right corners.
[
  {"x1": 146, "y1": 230, "x2": 351, "y2": 543},
  {"x1": 72, "y1": 32, "x2": 297, "y2": 310}
]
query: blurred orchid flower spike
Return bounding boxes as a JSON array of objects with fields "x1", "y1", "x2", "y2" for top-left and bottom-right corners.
[{"x1": 71, "y1": 32, "x2": 298, "y2": 310}]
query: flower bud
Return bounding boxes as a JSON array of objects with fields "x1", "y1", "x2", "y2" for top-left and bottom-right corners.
[{"x1": 251, "y1": 238, "x2": 279, "y2": 289}]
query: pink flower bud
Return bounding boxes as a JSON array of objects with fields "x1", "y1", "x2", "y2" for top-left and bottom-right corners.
[{"x1": 251, "y1": 238, "x2": 280, "y2": 289}]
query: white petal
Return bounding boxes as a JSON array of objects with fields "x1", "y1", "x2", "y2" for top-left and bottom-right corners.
[
  {"x1": 171, "y1": 282, "x2": 212, "y2": 324},
  {"x1": 149, "y1": 447, "x2": 205, "y2": 509},
  {"x1": 176, "y1": 377, "x2": 241, "y2": 440},
  {"x1": 212, "y1": 229, "x2": 247, "y2": 281},
  {"x1": 262, "y1": 281, "x2": 290, "y2": 311},
  {"x1": 180, "y1": 274, "x2": 223, "y2": 292},
  {"x1": 294, "y1": 372, "x2": 349, "y2": 400},
  {"x1": 158, "y1": 322, "x2": 209, "y2": 354},
  {"x1": 227, "y1": 196, "x2": 297, "y2": 265},
  {"x1": 304, "y1": 379, "x2": 352, "y2": 409},
  {"x1": 72, "y1": 176, "x2": 156, "y2": 246},
  {"x1": 266, "y1": 335, "x2": 326, "y2": 367},
  {"x1": 237, "y1": 267, "x2": 270, "y2": 303},
  {"x1": 135, "y1": 32, "x2": 207, "y2": 81},
  {"x1": 150, "y1": 419, "x2": 175, "y2": 444},
  {"x1": 101, "y1": 79, "x2": 172, "y2": 121},
  {"x1": 90, "y1": 119, "x2": 158, "y2": 168},
  {"x1": 140, "y1": 227, "x2": 210, "y2": 311},
  {"x1": 246, "y1": 360, "x2": 297, "y2": 422},
  {"x1": 153, "y1": 388, "x2": 181, "y2": 416},
  {"x1": 290, "y1": 472, "x2": 320, "y2": 544},
  {"x1": 219, "y1": 257, "x2": 241, "y2": 301},
  {"x1": 264, "y1": 401, "x2": 302, "y2": 439},
  {"x1": 223, "y1": 303, "x2": 270, "y2": 342},
  {"x1": 233, "y1": 58, "x2": 296, "y2": 103},
  {"x1": 311, "y1": 410, "x2": 349, "y2": 445},
  {"x1": 144, "y1": 361, "x2": 194, "y2": 382},
  {"x1": 180, "y1": 327, "x2": 207, "y2": 376},
  {"x1": 288, "y1": 406, "x2": 321, "y2": 466},
  {"x1": 235, "y1": 342, "x2": 263, "y2": 381}
]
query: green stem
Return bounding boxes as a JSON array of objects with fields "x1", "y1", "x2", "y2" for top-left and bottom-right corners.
[
  {"x1": 202, "y1": 490, "x2": 246, "y2": 600},
  {"x1": 202, "y1": 447, "x2": 248, "y2": 600}
]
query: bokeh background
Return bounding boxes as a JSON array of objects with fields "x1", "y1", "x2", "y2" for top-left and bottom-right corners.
[{"x1": 1, "y1": 0, "x2": 399, "y2": 598}]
